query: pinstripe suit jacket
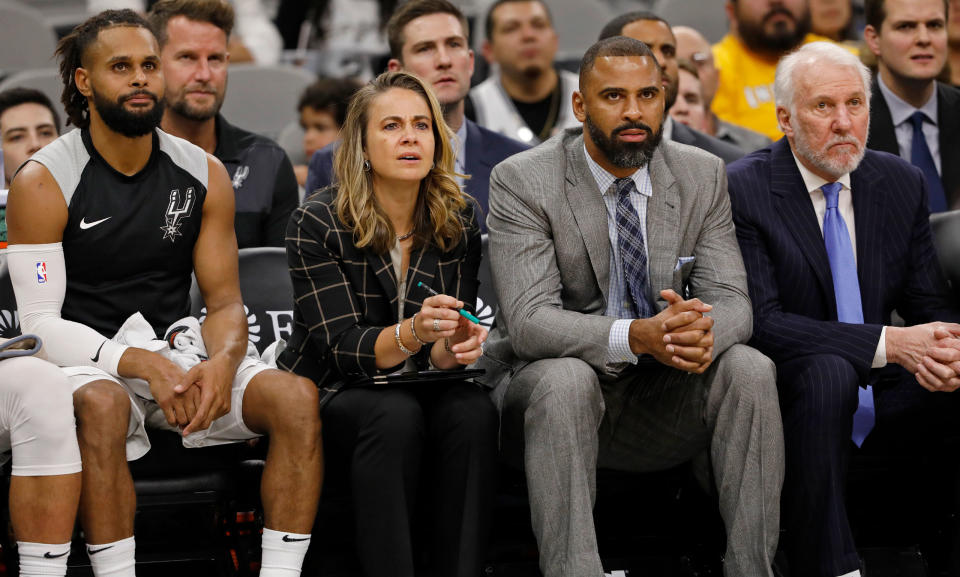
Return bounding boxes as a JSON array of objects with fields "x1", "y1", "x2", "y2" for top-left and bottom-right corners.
[
  {"x1": 277, "y1": 188, "x2": 482, "y2": 387},
  {"x1": 478, "y1": 128, "x2": 753, "y2": 402},
  {"x1": 727, "y1": 138, "x2": 960, "y2": 383}
]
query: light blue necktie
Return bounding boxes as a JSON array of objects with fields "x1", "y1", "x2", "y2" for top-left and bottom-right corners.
[
  {"x1": 822, "y1": 182, "x2": 874, "y2": 447},
  {"x1": 909, "y1": 111, "x2": 947, "y2": 213}
]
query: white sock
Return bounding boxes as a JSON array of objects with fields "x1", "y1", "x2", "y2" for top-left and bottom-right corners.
[
  {"x1": 86, "y1": 536, "x2": 135, "y2": 577},
  {"x1": 837, "y1": 571, "x2": 861, "y2": 577},
  {"x1": 260, "y1": 527, "x2": 309, "y2": 577},
  {"x1": 17, "y1": 541, "x2": 71, "y2": 576}
]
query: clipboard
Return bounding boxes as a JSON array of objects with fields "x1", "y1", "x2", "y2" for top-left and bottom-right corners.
[
  {"x1": 354, "y1": 368, "x2": 485, "y2": 387},
  {"x1": 318, "y1": 368, "x2": 486, "y2": 410}
]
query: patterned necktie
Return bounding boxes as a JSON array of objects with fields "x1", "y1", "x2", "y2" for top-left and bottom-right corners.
[
  {"x1": 615, "y1": 177, "x2": 653, "y2": 318},
  {"x1": 822, "y1": 182, "x2": 874, "y2": 447},
  {"x1": 909, "y1": 111, "x2": 947, "y2": 213}
]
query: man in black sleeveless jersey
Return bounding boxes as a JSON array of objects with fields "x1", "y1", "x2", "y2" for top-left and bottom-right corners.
[
  {"x1": 148, "y1": 0, "x2": 298, "y2": 249},
  {"x1": 6, "y1": 11, "x2": 321, "y2": 577}
]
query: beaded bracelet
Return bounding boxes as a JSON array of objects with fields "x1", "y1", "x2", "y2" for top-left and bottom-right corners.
[
  {"x1": 394, "y1": 322, "x2": 418, "y2": 356},
  {"x1": 409, "y1": 312, "x2": 428, "y2": 346}
]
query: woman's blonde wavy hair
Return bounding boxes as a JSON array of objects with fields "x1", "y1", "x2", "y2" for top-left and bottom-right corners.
[{"x1": 333, "y1": 70, "x2": 471, "y2": 255}]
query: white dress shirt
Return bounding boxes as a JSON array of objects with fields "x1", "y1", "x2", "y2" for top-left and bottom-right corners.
[{"x1": 791, "y1": 153, "x2": 887, "y2": 367}]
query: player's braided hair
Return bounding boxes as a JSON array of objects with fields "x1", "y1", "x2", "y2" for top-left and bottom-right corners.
[{"x1": 55, "y1": 9, "x2": 153, "y2": 129}]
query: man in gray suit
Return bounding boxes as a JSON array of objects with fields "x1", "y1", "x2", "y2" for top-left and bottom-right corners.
[{"x1": 480, "y1": 36, "x2": 784, "y2": 577}]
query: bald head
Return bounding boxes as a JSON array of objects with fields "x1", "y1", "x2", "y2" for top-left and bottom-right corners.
[{"x1": 673, "y1": 25, "x2": 719, "y2": 105}]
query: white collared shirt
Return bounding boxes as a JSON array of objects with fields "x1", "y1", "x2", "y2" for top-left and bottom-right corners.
[{"x1": 791, "y1": 151, "x2": 886, "y2": 367}]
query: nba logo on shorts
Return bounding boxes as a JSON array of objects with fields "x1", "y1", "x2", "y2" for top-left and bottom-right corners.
[{"x1": 36, "y1": 262, "x2": 47, "y2": 284}]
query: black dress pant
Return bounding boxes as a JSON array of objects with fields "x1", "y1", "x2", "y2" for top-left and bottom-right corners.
[
  {"x1": 321, "y1": 381, "x2": 498, "y2": 577},
  {"x1": 777, "y1": 354, "x2": 960, "y2": 577}
]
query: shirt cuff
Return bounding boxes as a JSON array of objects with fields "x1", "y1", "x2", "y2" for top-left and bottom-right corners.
[
  {"x1": 607, "y1": 319, "x2": 638, "y2": 365},
  {"x1": 871, "y1": 326, "x2": 887, "y2": 368}
]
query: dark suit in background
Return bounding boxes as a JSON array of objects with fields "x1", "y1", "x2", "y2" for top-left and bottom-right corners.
[
  {"x1": 670, "y1": 118, "x2": 744, "y2": 164},
  {"x1": 867, "y1": 78, "x2": 960, "y2": 209},
  {"x1": 278, "y1": 189, "x2": 497, "y2": 577},
  {"x1": 728, "y1": 139, "x2": 960, "y2": 576},
  {"x1": 304, "y1": 119, "x2": 528, "y2": 231}
]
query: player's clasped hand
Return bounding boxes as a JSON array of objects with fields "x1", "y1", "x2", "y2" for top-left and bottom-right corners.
[{"x1": 176, "y1": 355, "x2": 234, "y2": 436}]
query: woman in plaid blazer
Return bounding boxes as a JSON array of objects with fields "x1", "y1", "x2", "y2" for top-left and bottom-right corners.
[{"x1": 278, "y1": 72, "x2": 498, "y2": 577}]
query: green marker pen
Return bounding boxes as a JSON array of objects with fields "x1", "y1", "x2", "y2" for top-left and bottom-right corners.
[{"x1": 417, "y1": 281, "x2": 481, "y2": 324}]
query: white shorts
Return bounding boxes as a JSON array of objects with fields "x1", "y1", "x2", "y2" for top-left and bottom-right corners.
[{"x1": 64, "y1": 356, "x2": 269, "y2": 461}]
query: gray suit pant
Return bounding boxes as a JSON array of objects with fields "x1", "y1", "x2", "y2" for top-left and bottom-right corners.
[{"x1": 500, "y1": 344, "x2": 784, "y2": 577}]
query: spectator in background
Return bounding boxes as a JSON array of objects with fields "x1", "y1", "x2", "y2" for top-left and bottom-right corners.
[
  {"x1": 292, "y1": 77, "x2": 362, "y2": 187},
  {"x1": 306, "y1": 0, "x2": 527, "y2": 228},
  {"x1": 470, "y1": 0, "x2": 581, "y2": 144},
  {"x1": 863, "y1": 0, "x2": 960, "y2": 211},
  {"x1": 0, "y1": 88, "x2": 60, "y2": 188},
  {"x1": 674, "y1": 25, "x2": 773, "y2": 152},
  {"x1": 949, "y1": 0, "x2": 960, "y2": 85},
  {"x1": 149, "y1": 0, "x2": 300, "y2": 248},
  {"x1": 87, "y1": 0, "x2": 283, "y2": 64},
  {"x1": 810, "y1": 0, "x2": 859, "y2": 43},
  {"x1": 599, "y1": 12, "x2": 745, "y2": 163},
  {"x1": 669, "y1": 59, "x2": 709, "y2": 133},
  {"x1": 713, "y1": 0, "x2": 840, "y2": 140}
]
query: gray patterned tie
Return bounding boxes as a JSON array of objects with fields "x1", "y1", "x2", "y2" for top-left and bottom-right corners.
[{"x1": 615, "y1": 177, "x2": 653, "y2": 318}]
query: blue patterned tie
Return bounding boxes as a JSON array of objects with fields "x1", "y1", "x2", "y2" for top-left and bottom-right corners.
[
  {"x1": 615, "y1": 178, "x2": 653, "y2": 318},
  {"x1": 909, "y1": 111, "x2": 947, "y2": 213},
  {"x1": 822, "y1": 182, "x2": 874, "y2": 446}
]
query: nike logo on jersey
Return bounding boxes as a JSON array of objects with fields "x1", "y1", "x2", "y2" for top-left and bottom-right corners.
[
  {"x1": 80, "y1": 216, "x2": 112, "y2": 230},
  {"x1": 91, "y1": 341, "x2": 106, "y2": 363},
  {"x1": 281, "y1": 535, "x2": 310, "y2": 542},
  {"x1": 44, "y1": 551, "x2": 69, "y2": 559},
  {"x1": 87, "y1": 545, "x2": 114, "y2": 555}
]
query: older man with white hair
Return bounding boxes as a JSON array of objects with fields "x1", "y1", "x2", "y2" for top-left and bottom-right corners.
[{"x1": 727, "y1": 41, "x2": 960, "y2": 577}]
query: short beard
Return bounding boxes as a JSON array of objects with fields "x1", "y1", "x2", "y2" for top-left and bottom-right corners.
[
  {"x1": 168, "y1": 90, "x2": 223, "y2": 122},
  {"x1": 792, "y1": 123, "x2": 866, "y2": 179},
  {"x1": 738, "y1": 7, "x2": 811, "y2": 55},
  {"x1": 92, "y1": 88, "x2": 164, "y2": 138},
  {"x1": 585, "y1": 113, "x2": 663, "y2": 169}
]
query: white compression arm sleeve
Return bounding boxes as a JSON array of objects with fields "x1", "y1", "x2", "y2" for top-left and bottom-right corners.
[{"x1": 7, "y1": 243, "x2": 128, "y2": 376}]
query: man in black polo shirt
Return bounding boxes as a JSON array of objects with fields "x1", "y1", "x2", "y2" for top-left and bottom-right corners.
[{"x1": 149, "y1": 0, "x2": 298, "y2": 248}]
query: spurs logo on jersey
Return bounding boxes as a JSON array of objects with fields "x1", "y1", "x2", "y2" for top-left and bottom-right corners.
[
  {"x1": 161, "y1": 187, "x2": 196, "y2": 242},
  {"x1": 232, "y1": 165, "x2": 249, "y2": 189}
]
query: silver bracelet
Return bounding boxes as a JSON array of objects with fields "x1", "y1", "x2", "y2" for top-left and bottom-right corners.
[
  {"x1": 394, "y1": 322, "x2": 418, "y2": 356},
  {"x1": 409, "y1": 312, "x2": 428, "y2": 346}
]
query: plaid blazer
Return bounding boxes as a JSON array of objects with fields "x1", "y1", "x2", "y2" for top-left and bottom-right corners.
[{"x1": 277, "y1": 188, "x2": 482, "y2": 387}]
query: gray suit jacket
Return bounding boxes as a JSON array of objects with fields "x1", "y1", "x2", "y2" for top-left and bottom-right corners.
[{"x1": 479, "y1": 128, "x2": 753, "y2": 407}]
